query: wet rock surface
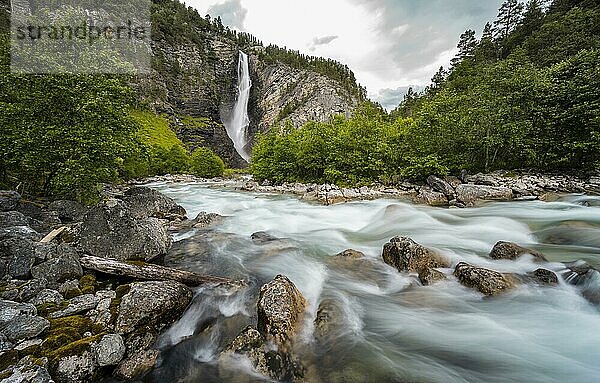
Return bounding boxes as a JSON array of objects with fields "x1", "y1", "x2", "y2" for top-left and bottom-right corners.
[
  {"x1": 418, "y1": 268, "x2": 447, "y2": 286},
  {"x1": 489, "y1": 241, "x2": 548, "y2": 262},
  {"x1": 454, "y1": 262, "x2": 517, "y2": 296},
  {"x1": 382, "y1": 236, "x2": 450, "y2": 273}
]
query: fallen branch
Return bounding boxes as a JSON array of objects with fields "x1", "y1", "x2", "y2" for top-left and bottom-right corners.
[{"x1": 80, "y1": 255, "x2": 237, "y2": 287}]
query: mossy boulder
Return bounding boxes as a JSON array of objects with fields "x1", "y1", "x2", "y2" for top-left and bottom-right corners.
[{"x1": 382, "y1": 236, "x2": 450, "y2": 273}]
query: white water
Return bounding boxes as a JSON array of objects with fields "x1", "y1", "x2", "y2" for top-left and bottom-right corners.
[
  {"x1": 145, "y1": 182, "x2": 600, "y2": 383},
  {"x1": 224, "y1": 51, "x2": 252, "y2": 162}
]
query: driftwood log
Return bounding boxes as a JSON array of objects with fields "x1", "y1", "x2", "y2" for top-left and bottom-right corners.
[{"x1": 80, "y1": 255, "x2": 236, "y2": 287}]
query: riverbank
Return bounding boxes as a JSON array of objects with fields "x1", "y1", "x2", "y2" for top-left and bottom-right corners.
[{"x1": 139, "y1": 170, "x2": 600, "y2": 207}]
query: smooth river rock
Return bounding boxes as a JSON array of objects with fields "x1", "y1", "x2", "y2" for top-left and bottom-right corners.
[
  {"x1": 456, "y1": 184, "x2": 513, "y2": 206},
  {"x1": 489, "y1": 241, "x2": 548, "y2": 262},
  {"x1": 454, "y1": 262, "x2": 517, "y2": 296},
  {"x1": 382, "y1": 236, "x2": 450, "y2": 273}
]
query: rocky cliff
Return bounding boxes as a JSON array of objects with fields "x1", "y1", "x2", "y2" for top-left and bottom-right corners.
[{"x1": 134, "y1": 0, "x2": 362, "y2": 167}]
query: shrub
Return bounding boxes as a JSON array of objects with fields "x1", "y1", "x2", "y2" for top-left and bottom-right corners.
[{"x1": 190, "y1": 147, "x2": 225, "y2": 178}]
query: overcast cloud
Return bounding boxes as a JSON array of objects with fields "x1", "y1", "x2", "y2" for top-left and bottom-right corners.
[{"x1": 189, "y1": 0, "x2": 502, "y2": 110}]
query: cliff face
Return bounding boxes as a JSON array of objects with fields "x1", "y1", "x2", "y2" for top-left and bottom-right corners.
[{"x1": 135, "y1": 1, "x2": 361, "y2": 168}]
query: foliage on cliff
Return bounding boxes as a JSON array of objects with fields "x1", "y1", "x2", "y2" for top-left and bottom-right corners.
[{"x1": 253, "y1": 0, "x2": 600, "y2": 185}]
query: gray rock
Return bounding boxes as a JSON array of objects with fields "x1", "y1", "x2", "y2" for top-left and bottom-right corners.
[
  {"x1": 0, "y1": 238, "x2": 70, "y2": 279},
  {"x1": 0, "y1": 211, "x2": 29, "y2": 229},
  {"x1": 15, "y1": 202, "x2": 61, "y2": 231},
  {"x1": 48, "y1": 200, "x2": 88, "y2": 223},
  {"x1": 0, "y1": 355, "x2": 54, "y2": 383},
  {"x1": 29, "y1": 289, "x2": 63, "y2": 306},
  {"x1": 334, "y1": 249, "x2": 365, "y2": 259},
  {"x1": 0, "y1": 190, "x2": 21, "y2": 212},
  {"x1": 257, "y1": 275, "x2": 307, "y2": 347},
  {"x1": 0, "y1": 300, "x2": 37, "y2": 328},
  {"x1": 251, "y1": 231, "x2": 279, "y2": 244},
  {"x1": 415, "y1": 188, "x2": 448, "y2": 206},
  {"x1": 123, "y1": 186, "x2": 187, "y2": 220},
  {"x1": 55, "y1": 351, "x2": 95, "y2": 383},
  {"x1": 114, "y1": 349, "x2": 159, "y2": 380},
  {"x1": 456, "y1": 184, "x2": 513, "y2": 206},
  {"x1": 527, "y1": 269, "x2": 559, "y2": 286},
  {"x1": 191, "y1": 212, "x2": 224, "y2": 228},
  {"x1": 221, "y1": 326, "x2": 305, "y2": 382},
  {"x1": 115, "y1": 281, "x2": 192, "y2": 334},
  {"x1": 92, "y1": 334, "x2": 125, "y2": 367},
  {"x1": 3, "y1": 315, "x2": 49, "y2": 343},
  {"x1": 0, "y1": 225, "x2": 39, "y2": 241},
  {"x1": 77, "y1": 201, "x2": 171, "y2": 261},
  {"x1": 427, "y1": 175, "x2": 456, "y2": 199},
  {"x1": 418, "y1": 268, "x2": 447, "y2": 286},
  {"x1": 382, "y1": 236, "x2": 450, "y2": 273},
  {"x1": 489, "y1": 241, "x2": 548, "y2": 262},
  {"x1": 562, "y1": 261, "x2": 600, "y2": 304},
  {"x1": 49, "y1": 294, "x2": 99, "y2": 319},
  {"x1": 1, "y1": 279, "x2": 49, "y2": 302},
  {"x1": 31, "y1": 251, "x2": 83, "y2": 285},
  {"x1": 454, "y1": 262, "x2": 517, "y2": 296},
  {"x1": 14, "y1": 338, "x2": 43, "y2": 351}
]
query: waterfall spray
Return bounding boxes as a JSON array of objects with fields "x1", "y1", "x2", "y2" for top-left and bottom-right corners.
[{"x1": 224, "y1": 51, "x2": 252, "y2": 162}]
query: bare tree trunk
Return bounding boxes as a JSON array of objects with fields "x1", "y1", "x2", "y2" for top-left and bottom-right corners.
[{"x1": 80, "y1": 255, "x2": 239, "y2": 287}]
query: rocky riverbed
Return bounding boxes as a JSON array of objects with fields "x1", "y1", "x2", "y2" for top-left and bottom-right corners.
[
  {"x1": 139, "y1": 170, "x2": 600, "y2": 207},
  {"x1": 1, "y1": 179, "x2": 600, "y2": 382}
]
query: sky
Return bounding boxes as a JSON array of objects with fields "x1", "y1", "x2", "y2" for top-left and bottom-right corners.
[{"x1": 187, "y1": 0, "x2": 503, "y2": 110}]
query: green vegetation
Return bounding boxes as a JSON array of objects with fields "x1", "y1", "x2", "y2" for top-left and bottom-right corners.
[
  {"x1": 190, "y1": 147, "x2": 226, "y2": 178},
  {"x1": 253, "y1": 0, "x2": 600, "y2": 185}
]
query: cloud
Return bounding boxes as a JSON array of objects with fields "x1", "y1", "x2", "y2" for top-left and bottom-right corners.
[
  {"x1": 309, "y1": 35, "x2": 339, "y2": 51},
  {"x1": 207, "y1": 0, "x2": 248, "y2": 31},
  {"x1": 373, "y1": 85, "x2": 426, "y2": 111}
]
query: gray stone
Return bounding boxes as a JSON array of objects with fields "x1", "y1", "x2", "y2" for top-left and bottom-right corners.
[
  {"x1": 489, "y1": 241, "x2": 548, "y2": 262},
  {"x1": 418, "y1": 268, "x2": 447, "y2": 286},
  {"x1": 456, "y1": 184, "x2": 513, "y2": 206},
  {"x1": 427, "y1": 175, "x2": 456, "y2": 199},
  {"x1": 0, "y1": 211, "x2": 29, "y2": 229},
  {"x1": 115, "y1": 281, "x2": 192, "y2": 334},
  {"x1": 31, "y1": 252, "x2": 83, "y2": 285},
  {"x1": 48, "y1": 200, "x2": 88, "y2": 223},
  {"x1": 454, "y1": 262, "x2": 517, "y2": 296},
  {"x1": 77, "y1": 201, "x2": 171, "y2": 261},
  {"x1": 415, "y1": 188, "x2": 448, "y2": 206},
  {"x1": 0, "y1": 226, "x2": 39, "y2": 241},
  {"x1": 55, "y1": 351, "x2": 95, "y2": 383},
  {"x1": 0, "y1": 300, "x2": 36, "y2": 328},
  {"x1": 123, "y1": 186, "x2": 187, "y2": 220},
  {"x1": 257, "y1": 275, "x2": 307, "y2": 347},
  {"x1": 527, "y1": 269, "x2": 559, "y2": 286},
  {"x1": 29, "y1": 289, "x2": 63, "y2": 306},
  {"x1": 92, "y1": 334, "x2": 126, "y2": 367},
  {"x1": 2, "y1": 279, "x2": 49, "y2": 302},
  {"x1": 334, "y1": 249, "x2": 365, "y2": 259},
  {"x1": 382, "y1": 236, "x2": 450, "y2": 273},
  {"x1": 251, "y1": 231, "x2": 279, "y2": 244},
  {"x1": 0, "y1": 190, "x2": 21, "y2": 212},
  {"x1": 49, "y1": 294, "x2": 99, "y2": 319},
  {"x1": 191, "y1": 212, "x2": 224, "y2": 228},
  {"x1": 115, "y1": 349, "x2": 159, "y2": 380},
  {"x1": 0, "y1": 355, "x2": 54, "y2": 383},
  {"x1": 14, "y1": 338, "x2": 43, "y2": 351},
  {"x1": 3, "y1": 315, "x2": 49, "y2": 343}
]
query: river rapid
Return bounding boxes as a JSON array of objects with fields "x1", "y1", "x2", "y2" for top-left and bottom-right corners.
[{"x1": 143, "y1": 181, "x2": 600, "y2": 383}]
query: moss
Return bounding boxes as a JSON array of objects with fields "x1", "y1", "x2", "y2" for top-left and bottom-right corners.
[
  {"x1": 47, "y1": 315, "x2": 105, "y2": 338},
  {"x1": 46, "y1": 334, "x2": 104, "y2": 371},
  {"x1": 40, "y1": 334, "x2": 78, "y2": 355},
  {"x1": 36, "y1": 301, "x2": 68, "y2": 317},
  {"x1": 79, "y1": 274, "x2": 96, "y2": 295},
  {"x1": 109, "y1": 284, "x2": 131, "y2": 324},
  {"x1": 0, "y1": 349, "x2": 18, "y2": 371},
  {"x1": 63, "y1": 286, "x2": 82, "y2": 300}
]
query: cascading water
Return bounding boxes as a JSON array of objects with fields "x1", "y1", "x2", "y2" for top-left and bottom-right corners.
[
  {"x1": 140, "y1": 183, "x2": 600, "y2": 383},
  {"x1": 224, "y1": 51, "x2": 252, "y2": 162}
]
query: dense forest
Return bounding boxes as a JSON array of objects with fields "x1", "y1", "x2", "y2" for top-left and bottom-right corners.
[{"x1": 252, "y1": 0, "x2": 600, "y2": 185}]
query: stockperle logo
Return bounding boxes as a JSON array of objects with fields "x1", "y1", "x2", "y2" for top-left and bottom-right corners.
[{"x1": 10, "y1": 0, "x2": 152, "y2": 74}]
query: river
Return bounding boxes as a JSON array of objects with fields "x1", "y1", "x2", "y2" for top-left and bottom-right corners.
[{"x1": 143, "y1": 181, "x2": 600, "y2": 383}]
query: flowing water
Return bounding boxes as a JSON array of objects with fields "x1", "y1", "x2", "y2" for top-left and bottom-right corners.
[
  {"x1": 223, "y1": 51, "x2": 252, "y2": 162},
  {"x1": 144, "y1": 181, "x2": 600, "y2": 383}
]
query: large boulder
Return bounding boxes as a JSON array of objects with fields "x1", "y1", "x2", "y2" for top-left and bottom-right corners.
[
  {"x1": 454, "y1": 262, "x2": 517, "y2": 296},
  {"x1": 220, "y1": 326, "x2": 305, "y2": 382},
  {"x1": 48, "y1": 200, "x2": 88, "y2": 223},
  {"x1": 115, "y1": 281, "x2": 193, "y2": 334},
  {"x1": 77, "y1": 201, "x2": 171, "y2": 261},
  {"x1": 427, "y1": 175, "x2": 456, "y2": 199},
  {"x1": 2, "y1": 315, "x2": 49, "y2": 343},
  {"x1": 456, "y1": 184, "x2": 513, "y2": 206},
  {"x1": 257, "y1": 275, "x2": 307, "y2": 347},
  {"x1": 489, "y1": 241, "x2": 548, "y2": 262},
  {"x1": 415, "y1": 188, "x2": 448, "y2": 206},
  {"x1": 0, "y1": 211, "x2": 29, "y2": 229},
  {"x1": 31, "y1": 248, "x2": 83, "y2": 285},
  {"x1": 0, "y1": 190, "x2": 21, "y2": 212},
  {"x1": 122, "y1": 186, "x2": 187, "y2": 220},
  {"x1": 382, "y1": 236, "x2": 450, "y2": 273}
]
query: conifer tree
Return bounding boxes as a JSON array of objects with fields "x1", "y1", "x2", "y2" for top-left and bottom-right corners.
[
  {"x1": 451, "y1": 29, "x2": 478, "y2": 67},
  {"x1": 493, "y1": 0, "x2": 525, "y2": 40}
]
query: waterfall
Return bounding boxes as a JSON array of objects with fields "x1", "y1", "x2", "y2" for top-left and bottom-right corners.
[{"x1": 224, "y1": 51, "x2": 252, "y2": 162}]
